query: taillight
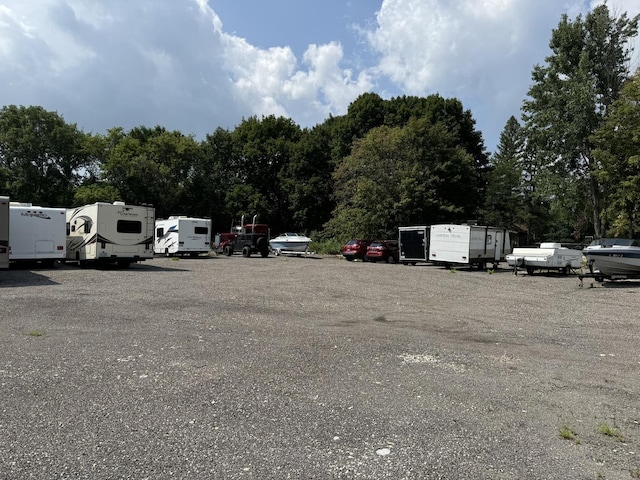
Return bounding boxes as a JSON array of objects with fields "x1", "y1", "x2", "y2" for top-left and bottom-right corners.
[{"x1": 57, "y1": 245, "x2": 64, "y2": 251}]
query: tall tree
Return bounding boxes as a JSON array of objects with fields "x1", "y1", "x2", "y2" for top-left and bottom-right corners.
[
  {"x1": 592, "y1": 69, "x2": 640, "y2": 237},
  {"x1": 522, "y1": 5, "x2": 639, "y2": 238},
  {"x1": 0, "y1": 105, "x2": 95, "y2": 207}
]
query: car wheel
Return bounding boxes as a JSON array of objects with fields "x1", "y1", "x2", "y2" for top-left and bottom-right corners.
[
  {"x1": 345, "y1": 256, "x2": 354, "y2": 261},
  {"x1": 386, "y1": 255, "x2": 396, "y2": 264}
]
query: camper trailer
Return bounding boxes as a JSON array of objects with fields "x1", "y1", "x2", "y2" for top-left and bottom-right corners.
[
  {"x1": 0, "y1": 196, "x2": 8, "y2": 270},
  {"x1": 506, "y1": 242, "x2": 583, "y2": 275},
  {"x1": 154, "y1": 216, "x2": 211, "y2": 256},
  {"x1": 429, "y1": 224, "x2": 512, "y2": 269},
  {"x1": 398, "y1": 226, "x2": 430, "y2": 265},
  {"x1": 9, "y1": 203, "x2": 66, "y2": 266},
  {"x1": 66, "y1": 202, "x2": 155, "y2": 268}
]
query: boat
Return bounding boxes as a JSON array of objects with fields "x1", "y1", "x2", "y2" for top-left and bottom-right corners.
[
  {"x1": 582, "y1": 238, "x2": 640, "y2": 277},
  {"x1": 269, "y1": 232, "x2": 312, "y2": 255},
  {"x1": 505, "y1": 242, "x2": 583, "y2": 275}
]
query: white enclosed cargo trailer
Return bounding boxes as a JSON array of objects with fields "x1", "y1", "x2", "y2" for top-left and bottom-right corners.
[
  {"x1": 505, "y1": 242, "x2": 583, "y2": 275},
  {"x1": 0, "y1": 196, "x2": 9, "y2": 269},
  {"x1": 398, "y1": 226, "x2": 430, "y2": 264},
  {"x1": 9, "y1": 203, "x2": 66, "y2": 266},
  {"x1": 66, "y1": 202, "x2": 155, "y2": 268},
  {"x1": 154, "y1": 216, "x2": 211, "y2": 256},
  {"x1": 429, "y1": 224, "x2": 512, "y2": 269}
]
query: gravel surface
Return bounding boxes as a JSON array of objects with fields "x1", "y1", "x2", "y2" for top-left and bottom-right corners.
[{"x1": 0, "y1": 254, "x2": 638, "y2": 479}]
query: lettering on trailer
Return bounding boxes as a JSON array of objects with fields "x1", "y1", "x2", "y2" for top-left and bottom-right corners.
[
  {"x1": 117, "y1": 209, "x2": 140, "y2": 217},
  {"x1": 434, "y1": 233, "x2": 462, "y2": 239},
  {"x1": 20, "y1": 211, "x2": 51, "y2": 220}
]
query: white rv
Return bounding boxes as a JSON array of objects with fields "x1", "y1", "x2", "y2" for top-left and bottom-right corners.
[
  {"x1": 506, "y1": 242, "x2": 583, "y2": 275},
  {"x1": 9, "y1": 203, "x2": 67, "y2": 266},
  {"x1": 154, "y1": 216, "x2": 211, "y2": 256},
  {"x1": 429, "y1": 224, "x2": 513, "y2": 269},
  {"x1": 0, "y1": 196, "x2": 9, "y2": 270},
  {"x1": 66, "y1": 202, "x2": 155, "y2": 268}
]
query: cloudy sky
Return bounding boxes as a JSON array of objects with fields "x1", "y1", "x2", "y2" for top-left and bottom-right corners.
[{"x1": 1, "y1": 0, "x2": 639, "y2": 153}]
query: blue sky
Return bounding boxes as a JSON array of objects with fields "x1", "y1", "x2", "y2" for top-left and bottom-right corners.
[{"x1": 1, "y1": 0, "x2": 639, "y2": 153}]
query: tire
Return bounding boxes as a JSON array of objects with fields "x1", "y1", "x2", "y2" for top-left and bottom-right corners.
[
  {"x1": 242, "y1": 245, "x2": 251, "y2": 257},
  {"x1": 260, "y1": 249, "x2": 269, "y2": 258},
  {"x1": 526, "y1": 266, "x2": 534, "y2": 275},
  {"x1": 345, "y1": 256, "x2": 354, "y2": 261},
  {"x1": 117, "y1": 260, "x2": 131, "y2": 269},
  {"x1": 165, "y1": 248, "x2": 170, "y2": 257},
  {"x1": 387, "y1": 255, "x2": 396, "y2": 264},
  {"x1": 224, "y1": 245, "x2": 233, "y2": 256}
]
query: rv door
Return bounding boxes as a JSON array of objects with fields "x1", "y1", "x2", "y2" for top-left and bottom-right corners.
[{"x1": 494, "y1": 230, "x2": 503, "y2": 261}]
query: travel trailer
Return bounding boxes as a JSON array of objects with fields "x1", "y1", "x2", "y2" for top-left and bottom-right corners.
[
  {"x1": 9, "y1": 203, "x2": 66, "y2": 266},
  {"x1": 0, "y1": 196, "x2": 8, "y2": 269},
  {"x1": 66, "y1": 202, "x2": 155, "y2": 268},
  {"x1": 429, "y1": 224, "x2": 513, "y2": 269},
  {"x1": 398, "y1": 226, "x2": 430, "y2": 265},
  {"x1": 154, "y1": 216, "x2": 211, "y2": 256}
]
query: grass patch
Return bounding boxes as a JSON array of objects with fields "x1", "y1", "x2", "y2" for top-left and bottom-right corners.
[
  {"x1": 559, "y1": 424, "x2": 579, "y2": 443},
  {"x1": 26, "y1": 330, "x2": 45, "y2": 337},
  {"x1": 597, "y1": 422, "x2": 624, "y2": 442}
]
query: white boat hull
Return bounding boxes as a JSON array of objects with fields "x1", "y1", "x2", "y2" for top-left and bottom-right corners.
[
  {"x1": 583, "y1": 240, "x2": 640, "y2": 276},
  {"x1": 269, "y1": 241, "x2": 311, "y2": 253}
]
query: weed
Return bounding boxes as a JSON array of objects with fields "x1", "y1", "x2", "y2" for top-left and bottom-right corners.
[
  {"x1": 487, "y1": 269, "x2": 494, "y2": 274},
  {"x1": 597, "y1": 422, "x2": 624, "y2": 442},
  {"x1": 559, "y1": 424, "x2": 578, "y2": 441},
  {"x1": 27, "y1": 330, "x2": 45, "y2": 337}
]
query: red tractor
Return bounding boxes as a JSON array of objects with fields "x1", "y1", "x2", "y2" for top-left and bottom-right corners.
[{"x1": 219, "y1": 215, "x2": 270, "y2": 258}]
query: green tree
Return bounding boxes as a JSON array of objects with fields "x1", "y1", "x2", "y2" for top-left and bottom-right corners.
[
  {"x1": 102, "y1": 126, "x2": 200, "y2": 218},
  {"x1": 592, "y1": 69, "x2": 640, "y2": 237},
  {"x1": 230, "y1": 116, "x2": 302, "y2": 233},
  {"x1": 0, "y1": 105, "x2": 95, "y2": 207},
  {"x1": 482, "y1": 116, "x2": 526, "y2": 229},
  {"x1": 522, "y1": 5, "x2": 639, "y2": 238}
]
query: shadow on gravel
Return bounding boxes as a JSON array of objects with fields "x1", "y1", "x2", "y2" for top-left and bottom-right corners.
[{"x1": 0, "y1": 270, "x2": 59, "y2": 288}]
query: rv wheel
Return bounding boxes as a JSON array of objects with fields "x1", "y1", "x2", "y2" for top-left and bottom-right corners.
[{"x1": 165, "y1": 248, "x2": 170, "y2": 257}]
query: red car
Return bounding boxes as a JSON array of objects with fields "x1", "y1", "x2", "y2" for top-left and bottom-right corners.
[
  {"x1": 365, "y1": 240, "x2": 400, "y2": 264},
  {"x1": 341, "y1": 239, "x2": 371, "y2": 261}
]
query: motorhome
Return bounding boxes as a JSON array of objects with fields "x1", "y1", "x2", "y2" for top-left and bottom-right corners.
[
  {"x1": 9, "y1": 203, "x2": 66, "y2": 266},
  {"x1": 429, "y1": 224, "x2": 513, "y2": 269},
  {"x1": 154, "y1": 216, "x2": 211, "y2": 256},
  {"x1": 66, "y1": 202, "x2": 155, "y2": 268},
  {"x1": 398, "y1": 226, "x2": 430, "y2": 265},
  {"x1": 0, "y1": 196, "x2": 9, "y2": 269}
]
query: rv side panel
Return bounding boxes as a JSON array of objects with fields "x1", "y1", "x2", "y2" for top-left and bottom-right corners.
[
  {"x1": 9, "y1": 204, "x2": 66, "y2": 263},
  {"x1": 0, "y1": 197, "x2": 9, "y2": 269}
]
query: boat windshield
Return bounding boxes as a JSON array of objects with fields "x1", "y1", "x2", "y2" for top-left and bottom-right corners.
[{"x1": 589, "y1": 238, "x2": 640, "y2": 247}]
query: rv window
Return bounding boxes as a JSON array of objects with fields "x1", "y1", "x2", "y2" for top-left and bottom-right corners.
[
  {"x1": 194, "y1": 226, "x2": 208, "y2": 235},
  {"x1": 156, "y1": 227, "x2": 164, "y2": 237},
  {"x1": 83, "y1": 221, "x2": 91, "y2": 234},
  {"x1": 117, "y1": 220, "x2": 142, "y2": 234},
  {"x1": 67, "y1": 223, "x2": 71, "y2": 235}
]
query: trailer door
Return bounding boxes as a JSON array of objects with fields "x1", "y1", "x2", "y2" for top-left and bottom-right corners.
[
  {"x1": 399, "y1": 228, "x2": 427, "y2": 261},
  {"x1": 494, "y1": 230, "x2": 504, "y2": 261}
]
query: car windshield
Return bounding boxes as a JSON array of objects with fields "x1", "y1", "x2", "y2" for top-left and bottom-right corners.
[{"x1": 369, "y1": 242, "x2": 383, "y2": 247}]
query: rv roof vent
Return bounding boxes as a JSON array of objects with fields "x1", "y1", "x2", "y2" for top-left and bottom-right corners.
[{"x1": 113, "y1": 201, "x2": 125, "y2": 206}]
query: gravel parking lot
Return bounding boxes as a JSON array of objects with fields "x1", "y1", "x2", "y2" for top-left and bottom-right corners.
[{"x1": 1, "y1": 255, "x2": 638, "y2": 479}]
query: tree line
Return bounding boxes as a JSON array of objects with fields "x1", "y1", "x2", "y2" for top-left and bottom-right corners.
[{"x1": 1, "y1": 5, "x2": 639, "y2": 244}]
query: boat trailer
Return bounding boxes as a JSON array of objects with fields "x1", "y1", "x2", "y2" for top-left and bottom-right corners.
[{"x1": 578, "y1": 271, "x2": 640, "y2": 287}]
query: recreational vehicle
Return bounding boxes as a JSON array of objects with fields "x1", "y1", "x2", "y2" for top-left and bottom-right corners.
[
  {"x1": 9, "y1": 203, "x2": 66, "y2": 266},
  {"x1": 154, "y1": 216, "x2": 211, "y2": 256},
  {"x1": 0, "y1": 196, "x2": 8, "y2": 269},
  {"x1": 398, "y1": 226, "x2": 430, "y2": 265},
  {"x1": 506, "y1": 242, "x2": 583, "y2": 275},
  {"x1": 429, "y1": 224, "x2": 513, "y2": 269},
  {"x1": 66, "y1": 202, "x2": 155, "y2": 268}
]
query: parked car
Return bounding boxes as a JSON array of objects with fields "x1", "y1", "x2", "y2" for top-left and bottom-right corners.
[
  {"x1": 365, "y1": 240, "x2": 400, "y2": 264},
  {"x1": 341, "y1": 239, "x2": 371, "y2": 261}
]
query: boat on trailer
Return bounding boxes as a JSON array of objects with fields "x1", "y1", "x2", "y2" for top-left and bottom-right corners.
[
  {"x1": 580, "y1": 238, "x2": 640, "y2": 284},
  {"x1": 269, "y1": 232, "x2": 312, "y2": 255}
]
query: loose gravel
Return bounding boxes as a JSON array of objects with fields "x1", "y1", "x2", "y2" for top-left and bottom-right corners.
[{"x1": 0, "y1": 255, "x2": 638, "y2": 479}]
